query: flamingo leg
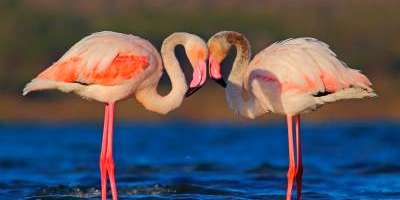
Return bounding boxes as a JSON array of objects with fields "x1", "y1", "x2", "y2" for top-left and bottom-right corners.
[
  {"x1": 295, "y1": 115, "x2": 303, "y2": 200},
  {"x1": 100, "y1": 104, "x2": 109, "y2": 200},
  {"x1": 286, "y1": 115, "x2": 296, "y2": 200},
  {"x1": 106, "y1": 102, "x2": 118, "y2": 200}
]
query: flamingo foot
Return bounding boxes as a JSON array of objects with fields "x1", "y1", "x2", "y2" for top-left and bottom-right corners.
[
  {"x1": 286, "y1": 165, "x2": 296, "y2": 200},
  {"x1": 296, "y1": 166, "x2": 303, "y2": 200},
  {"x1": 100, "y1": 156, "x2": 108, "y2": 200},
  {"x1": 106, "y1": 157, "x2": 118, "y2": 200}
]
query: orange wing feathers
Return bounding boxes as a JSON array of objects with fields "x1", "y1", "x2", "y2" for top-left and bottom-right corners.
[
  {"x1": 38, "y1": 53, "x2": 149, "y2": 85},
  {"x1": 38, "y1": 57, "x2": 80, "y2": 82}
]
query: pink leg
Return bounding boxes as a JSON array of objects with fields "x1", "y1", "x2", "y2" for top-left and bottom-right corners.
[
  {"x1": 100, "y1": 104, "x2": 109, "y2": 200},
  {"x1": 295, "y1": 115, "x2": 303, "y2": 200},
  {"x1": 106, "y1": 102, "x2": 118, "y2": 200},
  {"x1": 286, "y1": 115, "x2": 296, "y2": 200}
]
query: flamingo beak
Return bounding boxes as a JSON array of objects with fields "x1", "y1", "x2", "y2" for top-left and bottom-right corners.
[
  {"x1": 185, "y1": 86, "x2": 201, "y2": 97},
  {"x1": 209, "y1": 56, "x2": 227, "y2": 88},
  {"x1": 185, "y1": 60, "x2": 207, "y2": 97}
]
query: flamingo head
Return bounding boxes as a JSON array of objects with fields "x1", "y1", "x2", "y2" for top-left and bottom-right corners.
[
  {"x1": 207, "y1": 33, "x2": 231, "y2": 88},
  {"x1": 184, "y1": 37, "x2": 208, "y2": 97}
]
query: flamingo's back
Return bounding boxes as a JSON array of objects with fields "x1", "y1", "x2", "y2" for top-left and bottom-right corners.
[
  {"x1": 23, "y1": 31, "x2": 161, "y2": 98},
  {"x1": 247, "y1": 37, "x2": 376, "y2": 115}
]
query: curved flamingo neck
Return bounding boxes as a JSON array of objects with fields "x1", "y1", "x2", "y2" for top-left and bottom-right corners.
[
  {"x1": 136, "y1": 33, "x2": 191, "y2": 114},
  {"x1": 224, "y1": 32, "x2": 251, "y2": 86},
  {"x1": 217, "y1": 31, "x2": 263, "y2": 118}
]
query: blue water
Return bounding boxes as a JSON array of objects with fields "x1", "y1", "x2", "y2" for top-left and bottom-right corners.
[{"x1": 0, "y1": 121, "x2": 399, "y2": 199}]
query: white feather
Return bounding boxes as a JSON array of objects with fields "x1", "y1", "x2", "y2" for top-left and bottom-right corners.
[{"x1": 237, "y1": 37, "x2": 376, "y2": 116}]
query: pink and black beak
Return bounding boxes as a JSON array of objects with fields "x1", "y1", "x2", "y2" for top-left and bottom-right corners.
[
  {"x1": 185, "y1": 60, "x2": 207, "y2": 97},
  {"x1": 208, "y1": 56, "x2": 227, "y2": 88}
]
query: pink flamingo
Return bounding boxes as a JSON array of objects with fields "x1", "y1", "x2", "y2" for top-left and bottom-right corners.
[
  {"x1": 207, "y1": 31, "x2": 376, "y2": 200},
  {"x1": 23, "y1": 31, "x2": 208, "y2": 200}
]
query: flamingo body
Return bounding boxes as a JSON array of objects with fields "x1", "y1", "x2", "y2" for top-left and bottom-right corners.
[
  {"x1": 243, "y1": 37, "x2": 376, "y2": 116},
  {"x1": 23, "y1": 31, "x2": 162, "y2": 103}
]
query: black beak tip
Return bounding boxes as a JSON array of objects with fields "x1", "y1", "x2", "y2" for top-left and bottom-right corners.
[
  {"x1": 185, "y1": 86, "x2": 201, "y2": 97},
  {"x1": 213, "y1": 78, "x2": 227, "y2": 88}
]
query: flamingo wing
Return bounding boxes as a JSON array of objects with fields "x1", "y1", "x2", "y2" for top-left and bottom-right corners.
[
  {"x1": 249, "y1": 37, "x2": 373, "y2": 95},
  {"x1": 245, "y1": 38, "x2": 376, "y2": 115},
  {"x1": 37, "y1": 31, "x2": 153, "y2": 86}
]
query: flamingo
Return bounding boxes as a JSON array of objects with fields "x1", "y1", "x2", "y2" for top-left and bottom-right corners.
[
  {"x1": 207, "y1": 31, "x2": 376, "y2": 200},
  {"x1": 22, "y1": 31, "x2": 208, "y2": 200}
]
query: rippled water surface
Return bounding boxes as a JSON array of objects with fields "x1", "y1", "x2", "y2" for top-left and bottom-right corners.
[{"x1": 0, "y1": 121, "x2": 399, "y2": 199}]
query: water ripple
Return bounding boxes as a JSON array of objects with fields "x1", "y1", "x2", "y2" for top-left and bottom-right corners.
[{"x1": 0, "y1": 121, "x2": 399, "y2": 199}]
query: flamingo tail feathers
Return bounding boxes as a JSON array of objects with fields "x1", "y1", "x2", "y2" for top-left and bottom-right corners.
[
  {"x1": 315, "y1": 87, "x2": 377, "y2": 105},
  {"x1": 348, "y1": 69, "x2": 373, "y2": 90},
  {"x1": 22, "y1": 78, "x2": 81, "y2": 96},
  {"x1": 315, "y1": 67, "x2": 377, "y2": 104}
]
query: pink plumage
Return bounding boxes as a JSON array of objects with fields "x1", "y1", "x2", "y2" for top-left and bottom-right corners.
[
  {"x1": 23, "y1": 31, "x2": 160, "y2": 102},
  {"x1": 23, "y1": 31, "x2": 208, "y2": 200},
  {"x1": 208, "y1": 31, "x2": 376, "y2": 200},
  {"x1": 244, "y1": 37, "x2": 376, "y2": 116}
]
